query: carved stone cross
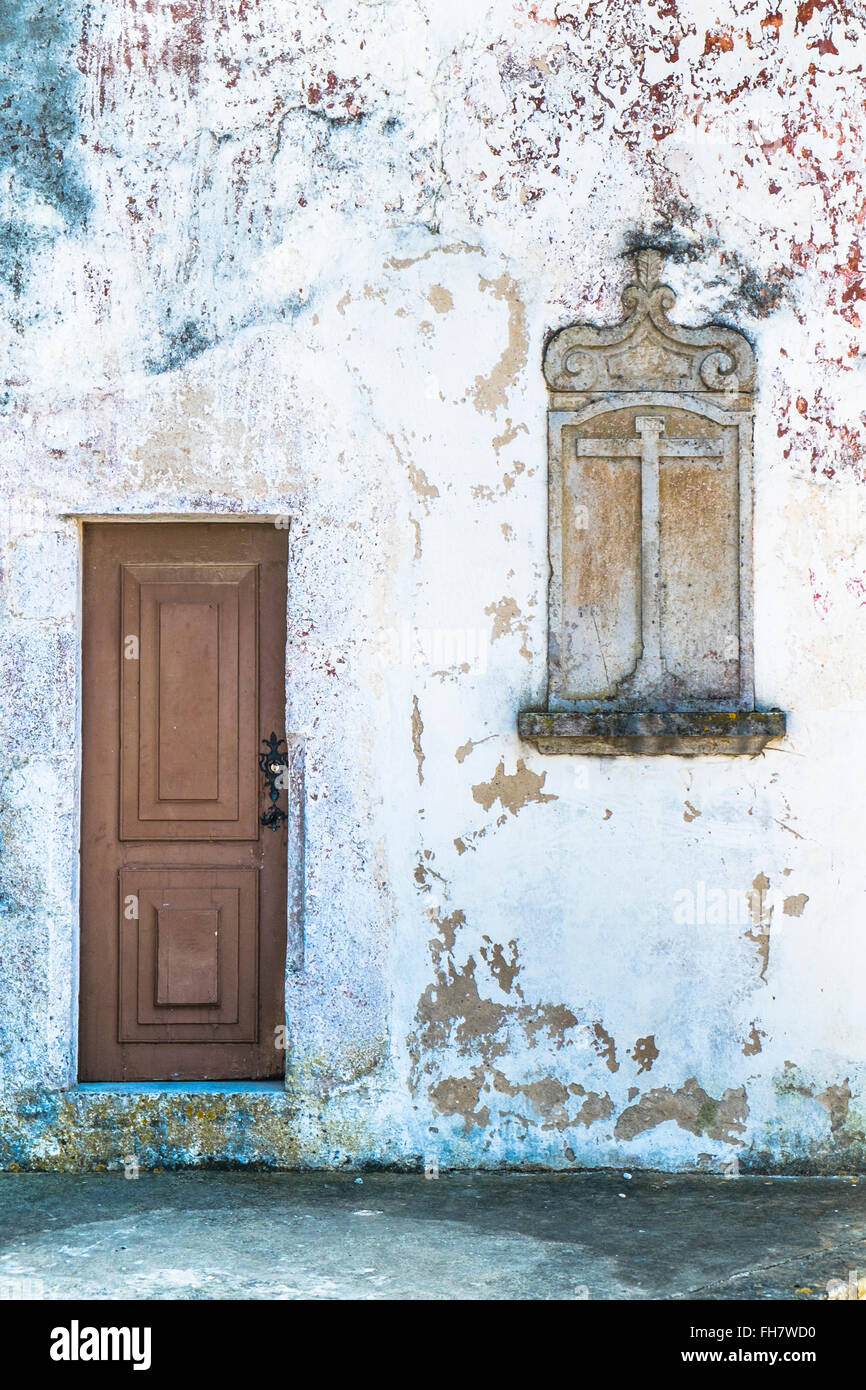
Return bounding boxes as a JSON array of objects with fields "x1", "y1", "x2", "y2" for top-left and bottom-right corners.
[
  {"x1": 517, "y1": 249, "x2": 786, "y2": 754},
  {"x1": 574, "y1": 415, "x2": 728, "y2": 684}
]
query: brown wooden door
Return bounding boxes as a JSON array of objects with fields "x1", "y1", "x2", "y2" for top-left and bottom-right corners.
[{"x1": 79, "y1": 522, "x2": 288, "y2": 1081}]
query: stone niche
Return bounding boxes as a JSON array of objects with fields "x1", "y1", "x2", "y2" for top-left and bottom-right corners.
[{"x1": 519, "y1": 250, "x2": 786, "y2": 756}]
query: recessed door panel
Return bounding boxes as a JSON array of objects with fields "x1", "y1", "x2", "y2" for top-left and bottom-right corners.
[
  {"x1": 118, "y1": 867, "x2": 257, "y2": 1040},
  {"x1": 120, "y1": 563, "x2": 259, "y2": 839}
]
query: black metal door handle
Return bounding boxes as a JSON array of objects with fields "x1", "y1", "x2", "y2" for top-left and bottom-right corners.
[{"x1": 259, "y1": 732, "x2": 288, "y2": 830}]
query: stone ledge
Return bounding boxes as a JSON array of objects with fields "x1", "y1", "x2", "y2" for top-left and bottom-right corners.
[{"x1": 517, "y1": 708, "x2": 787, "y2": 756}]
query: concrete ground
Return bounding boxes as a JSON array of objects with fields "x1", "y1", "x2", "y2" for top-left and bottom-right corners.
[{"x1": 0, "y1": 1170, "x2": 863, "y2": 1300}]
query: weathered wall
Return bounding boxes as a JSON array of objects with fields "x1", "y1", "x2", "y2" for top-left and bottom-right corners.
[{"x1": 1, "y1": 0, "x2": 865, "y2": 1171}]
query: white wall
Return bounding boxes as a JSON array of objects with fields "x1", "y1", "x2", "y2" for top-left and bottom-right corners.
[{"x1": 1, "y1": 0, "x2": 864, "y2": 1170}]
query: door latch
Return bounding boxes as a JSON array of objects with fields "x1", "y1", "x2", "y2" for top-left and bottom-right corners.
[{"x1": 259, "y1": 732, "x2": 288, "y2": 830}]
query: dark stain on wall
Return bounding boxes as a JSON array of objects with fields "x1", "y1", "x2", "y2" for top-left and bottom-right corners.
[
  {"x1": 0, "y1": 1, "x2": 90, "y2": 299},
  {"x1": 624, "y1": 223, "x2": 791, "y2": 319},
  {"x1": 146, "y1": 319, "x2": 213, "y2": 375}
]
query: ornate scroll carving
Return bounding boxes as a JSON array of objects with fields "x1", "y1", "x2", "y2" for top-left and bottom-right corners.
[{"x1": 543, "y1": 250, "x2": 755, "y2": 398}]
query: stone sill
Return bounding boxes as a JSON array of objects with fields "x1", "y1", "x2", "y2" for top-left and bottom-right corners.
[{"x1": 518, "y1": 708, "x2": 787, "y2": 756}]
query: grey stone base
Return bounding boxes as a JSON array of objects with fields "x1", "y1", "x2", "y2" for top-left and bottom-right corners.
[{"x1": 518, "y1": 708, "x2": 787, "y2": 756}]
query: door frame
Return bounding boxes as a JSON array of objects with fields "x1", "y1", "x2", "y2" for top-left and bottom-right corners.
[{"x1": 70, "y1": 513, "x2": 305, "y2": 1087}]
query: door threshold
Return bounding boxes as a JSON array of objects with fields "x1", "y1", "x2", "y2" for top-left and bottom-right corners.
[{"x1": 76, "y1": 1081, "x2": 286, "y2": 1094}]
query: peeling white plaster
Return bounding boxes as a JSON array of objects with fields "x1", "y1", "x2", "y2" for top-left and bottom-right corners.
[{"x1": 1, "y1": 0, "x2": 865, "y2": 1170}]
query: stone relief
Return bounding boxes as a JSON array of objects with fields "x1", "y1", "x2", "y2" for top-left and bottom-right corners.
[{"x1": 520, "y1": 250, "x2": 785, "y2": 755}]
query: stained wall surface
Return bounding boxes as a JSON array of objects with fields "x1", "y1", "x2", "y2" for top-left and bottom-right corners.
[{"x1": 1, "y1": 0, "x2": 865, "y2": 1171}]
